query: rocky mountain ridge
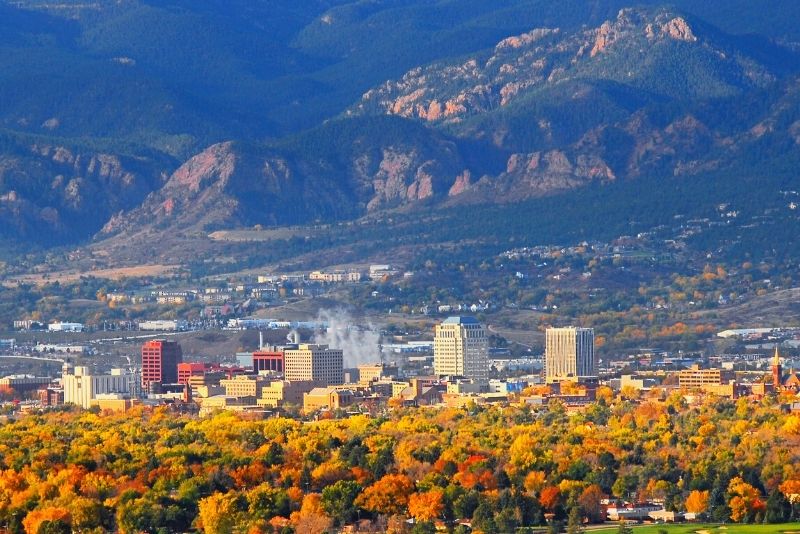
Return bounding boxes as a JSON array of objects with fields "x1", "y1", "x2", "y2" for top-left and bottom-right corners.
[
  {"x1": 352, "y1": 8, "x2": 782, "y2": 124},
  {"x1": 1, "y1": 3, "x2": 800, "y2": 251},
  {"x1": 96, "y1": 7, "x2": 800, "y2": 243},
  {"x1": 0, "y1": 135, "x2": 171, "y2": 243}
]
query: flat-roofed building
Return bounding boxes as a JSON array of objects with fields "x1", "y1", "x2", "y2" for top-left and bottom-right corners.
[
  {"x1": 178, "y1": 362, "x2": 213, "y2": 384},
  {"x1": 63, "y1": 366, "x2": 139, "y2": 409},
  {"x1": 0, "y1": 376, "x2": 52, "y2": 395},
  {"x1": 141, "y1": 340, "x2": 182, "y2": 390},
  {"x1": 303, "y1": 387, "x2": 354, "y2": 412},
  {"x1": 358, "y1": 363, "x2": 398, "y2": 384},
  {"x1": 545, "y1": 327, "x2": 595, "y2": 384},
  {"x1": 284, "y1": 344, "x2": 344, "y2": 385},
  {"x1": 433, "y1": 316, "x2": 489, "y2": 381},
  {"x1": 220, "y1": 375, "x2": 270, "y2": 398},
  {"x1": 199, "y1": 395, "x2": 259, "y2": 416},
  {"x1": 38, "y1": 387, "x2": 64, "y2": 407},
  {"x1": 678, "y1": 365, "x2": 727, "y2": 388},
  {"x1": 258, "y1": 380, "x2": 322, "y2": 408},
  {"x1": 90, "y1": 394, "x2": 141, "y2": 413},
  {"x1": 48, "y1": 322, "x2": 84, "y2": 332},
  {"x1": 253, "y1": 350, "x2": 284, "y2": 373}
]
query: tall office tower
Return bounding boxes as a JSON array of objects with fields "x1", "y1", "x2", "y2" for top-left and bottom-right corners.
[
  {"x1": 141, "y1": 340, "x2": 183, "y2": 390},
  {"x1": 283, "y1": 344, "x2": 344, "y2": 385},
  {"x1": 544, "y1": 327, "x2": 595, "y2": 383},
  {"x1": 434, "y1": 316, "x2": 489, "y2": 380}
]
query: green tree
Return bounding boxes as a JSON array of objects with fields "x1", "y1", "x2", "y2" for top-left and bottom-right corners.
[
  {"x1": 765, "y1": 490, "x2": 792, "y2": 523},
  {"x1": 37, "y1": 521, "x2": 71, "y2": 534},
  {"x1": 247, "y1": 484, "x2": 290, "y2": 521},
  {"x1": 321, "y1": 480, "x2": 362, "y2": 526},
  {"x1": 411, "y1": 520, "x2": 437, "y2": 534},
  {"x1": 567, "y1": 506, "x2": 583, "y2": 534}
]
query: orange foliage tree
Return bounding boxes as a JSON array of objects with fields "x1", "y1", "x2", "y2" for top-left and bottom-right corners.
[
  {"x1": 685, "y1": 490, "x2": 709, "y2": 514},
  {"x1": 355, "y1": 474, "x2": 414, "y2": 516},
  {"x1": 408, "y1": 489, "x2": 445, "y2": 522}
]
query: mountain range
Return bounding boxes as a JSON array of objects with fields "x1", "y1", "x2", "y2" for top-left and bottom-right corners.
[{"x1": 1, "y1": 0, "x2": 799, "y2": 262}]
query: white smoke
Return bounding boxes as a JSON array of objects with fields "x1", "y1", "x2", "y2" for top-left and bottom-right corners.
[{"x1": 312, "y1": 309, "x2": 382, "y2": 367}]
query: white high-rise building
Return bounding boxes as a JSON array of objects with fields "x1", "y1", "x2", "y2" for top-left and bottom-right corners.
[
  {"x1": 284, "y1": 344, "x2": 344, "y2": 385},
  {"x1": 434, "y1": 316, "x2": 489, "y2": 380},
  {"x1": 62, "y1": 365, "x2": 139, "y2": 408},
  {"x1": 545, "y1": 327, "x2": 595, "y2": 383}
]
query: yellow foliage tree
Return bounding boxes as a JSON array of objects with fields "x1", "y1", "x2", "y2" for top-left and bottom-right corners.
[{"x1": 198, "y1": 492, "x2": 239, "y2": 534}]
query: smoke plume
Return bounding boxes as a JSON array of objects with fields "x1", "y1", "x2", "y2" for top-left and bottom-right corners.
[{"x1": 312, "y1": 309, "x2": 382, "y2": 367}]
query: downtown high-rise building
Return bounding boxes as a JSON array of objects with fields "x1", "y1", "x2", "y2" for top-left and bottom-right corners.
[
  {"x1": 283, "y1": 344, "x2": 344, "y2": 385},
  {"x1": 544, "y1": 327, "x2": 595, "y2": 384},
  {"x1": 434, "y1": 316, "x2": 489, "y2": 381},
  {"x1": 141, "y1": 340, "x2": 183, "y2": 391}
]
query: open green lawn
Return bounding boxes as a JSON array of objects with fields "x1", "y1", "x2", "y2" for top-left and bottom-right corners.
[{"x1": 591, "y1": 524, "x2": 800, "y2": 534}]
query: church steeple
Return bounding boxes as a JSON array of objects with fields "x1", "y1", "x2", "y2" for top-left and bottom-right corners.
[{"x1": 772, "y1": 346, "x2": 783, "y2": 388}]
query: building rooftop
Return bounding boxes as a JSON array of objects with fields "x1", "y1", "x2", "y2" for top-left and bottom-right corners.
[{"x1": 442, "y1": 316, "x2": 480, "y2": 325}]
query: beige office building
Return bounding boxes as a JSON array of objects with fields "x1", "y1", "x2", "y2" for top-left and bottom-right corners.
[
  {"x1": 678, "y1": 365, "x2": 727, "y2": 388},
  {"x1": 220, "y1": 375, "x2": 270, "y2": 398},
  {"x1": 258, "y1": 380, "x2": 322, "y2": 408},
  {"x1": 545, "y1": 327, "x2": 595, "y2": 384},
  {"x1": 434, "y1": 316, "x2": 489, "y2": 380},
  {"x1": 284, "y1": 344, "x2": 344, "y2": 385}
]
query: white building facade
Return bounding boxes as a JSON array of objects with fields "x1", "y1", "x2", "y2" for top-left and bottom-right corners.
[{"x1": 62, "y1": 365, "x2": 139, "y2": 408}]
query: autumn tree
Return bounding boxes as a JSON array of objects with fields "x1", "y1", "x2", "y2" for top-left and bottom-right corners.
[
  {"x1": 578, "y1": 484, "x2": 606, "y2": 523},
  {"x1": 247, "y1": 484, "x2": 290, "y2": 522},
  {"x1": 292, "y1": 493, "x2": 333, "y2": 534},
  {"x1": 727, "y1": 477, "x2": 765, "y2": 523},
  {"x1": 539, "y1": 486, "x2": 561, "y2": 513},
  {"x1": 356, "y1": 474, "x2": 414, "y2": 516},
  {"x1": 198, "y1": 492, "x2": 240, "y2": 534},
  {"x1": 22, "y1": 507, "x2": 71, "y2": 534},
  {"x1": 408, "y1": 489, "x2": 445, "y2": 523},
  {"x1": 685, "y1": 490, "x2": 709, "y2": 516}
]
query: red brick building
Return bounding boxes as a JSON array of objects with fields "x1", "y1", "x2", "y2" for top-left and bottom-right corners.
[
  {"x1": 141, "y1": 340, "x2": 183, "y2": 390},
  {"x1": 177, "y1": 362, "x2": 213, "y2": 384},
  {"x1": 253, "y1": 350, "x2": 284, "y2": 373}
]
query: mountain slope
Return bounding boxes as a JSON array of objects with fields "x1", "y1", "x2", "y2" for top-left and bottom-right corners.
[
  {"x1": 1, "y1": 1, "x2": 800, "y2": 256},
  {"x1": 0, "y1": 131, "x2": 174, "y2": 244},
  {"x1": 98, "y1": 117, "x2": 486, "y2": 240},
  {"x1": 95, "y1": 7, "x2": 800, "y2": 246}
]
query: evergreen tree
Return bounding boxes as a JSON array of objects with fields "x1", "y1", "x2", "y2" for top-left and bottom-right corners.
[
  {"x1": 411, "y1": 520, "x2": 437, "y2": 534},
  {"x1": 566, "y1": 506, "x2": 584, "y2": 534},
  {"x1": 765, "y1": 490, "x2": 792, "y2": 523}
]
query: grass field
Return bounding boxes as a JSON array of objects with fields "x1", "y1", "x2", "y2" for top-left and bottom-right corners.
[
  {"x1": 2, "y1": 264, "x2": 179, "y2": 286},
  {"x1": 591, "y1": 523, "x2": 800, "y2": 534}
]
